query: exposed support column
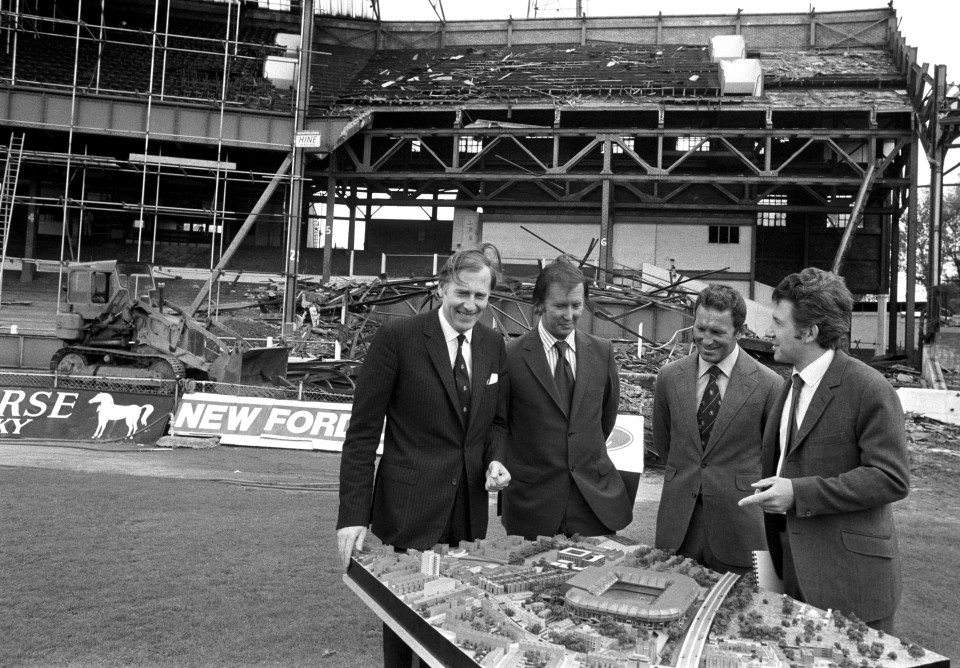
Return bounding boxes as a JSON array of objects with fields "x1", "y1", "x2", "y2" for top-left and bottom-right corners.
[
  {"x1": 347, "y1": 183, "x2": 357, "y2": 261},
  {"x1": 20, "y1": 178, "x2": 39, "y2": 283},
  {"x1": 282, "y1": 0, "x2": 315, "y2": 336},
  {"x1": 875, "y1": 293, "x2": 889, "y2": 357},
  {"x1": 905, "y1": 140, "x2": 918, "y2": 359},
  {"x1": 599, "y1": 178, "x2": 612, "y2": 289},
  {"x1": 928, "y1": 174, "x2": 945, "y2": 338},
  {"x1": 888, "y1": 187, "x2": 900, "y2": 354},
  {"x1": 928, "y1": 162, "x2": 944, "y2": 336},
  {"x1": 323, "y1": 158, "x2": 335, "y2": 283},
  {"x1": 925, "y1": 65, "x2": 948, "y2": 343}
]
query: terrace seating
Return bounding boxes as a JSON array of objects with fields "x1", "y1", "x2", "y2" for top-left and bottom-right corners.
[{"x1": 2, "y1": 16, "x2": 286, "y2": 111}]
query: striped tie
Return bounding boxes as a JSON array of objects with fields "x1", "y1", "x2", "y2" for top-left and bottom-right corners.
[
  {"x1": 554, "y1": 340, "x2": 574, "y2": 414},
  {"x1": 697, "y1": 365, "x2": 722, "y2": 447},
  {"x1": 454, "y1": 334, "x2": 470, "y2": 424}
]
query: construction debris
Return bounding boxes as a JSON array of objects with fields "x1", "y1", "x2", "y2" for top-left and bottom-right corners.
[
  {"x1": 191, "y1": 235, "x2": 917, "y2": 407},
  {"x1": 325, "y1": 41, "x2": 904, "y2": 109}
]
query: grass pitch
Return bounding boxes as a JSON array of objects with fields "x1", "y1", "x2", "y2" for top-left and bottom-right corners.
[{"x1": 0, "y1": 447, "x2": 956, "y2": 666}]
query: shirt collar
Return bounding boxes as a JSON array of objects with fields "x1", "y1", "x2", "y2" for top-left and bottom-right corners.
[
  {"x1": 538, "y1": 320, "x2": 576, "y2": 352},
  {"x1": 795, "y1": 348, "x2": 835, "y2": 388},
  {"x1": 438, "y1": 308, "x2": 472, "y2": 344},
  {"x1": 697, "y1": 344, "x2": 739, "y2": 379}
]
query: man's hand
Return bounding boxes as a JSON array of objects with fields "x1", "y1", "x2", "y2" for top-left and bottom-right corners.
[
  {"x1": 485, "y1": 460, "x2": 511, "y2": 492},
  {"x1": 337, "y1": 525, "x2": 367, "y2": 570},
  {"x1": 738, "y1": 476, "x2": 796, "y2": 514}
]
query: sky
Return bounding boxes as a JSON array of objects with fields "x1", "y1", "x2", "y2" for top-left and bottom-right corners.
[{"x1": 377, "y1": 0, "x2": 960, "y2": 186}]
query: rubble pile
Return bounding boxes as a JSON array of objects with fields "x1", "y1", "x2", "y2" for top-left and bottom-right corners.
[
  {"x1": 867, "y1": 356, "x2": 923, "y2": 389},
  {"x1": 904, "y1": 413, "x2": 960, "y2": 477},
  {"x1": 196, "y1": 238, "x2": 919, "y2": 411}
]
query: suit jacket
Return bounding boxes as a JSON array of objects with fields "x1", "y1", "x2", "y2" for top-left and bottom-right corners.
[
  {"x1": 336, "y1": 309, "x2": 507, "y2": 550},
  {"x1": 652, "y1": 347, "x2": 781, "y2": 567},
  {"x1": 762, "y1": 350, "x2": 910, "y2": 622},
  {"x1": 493, "y1": 328, "x2": 632, "y2": 539}
]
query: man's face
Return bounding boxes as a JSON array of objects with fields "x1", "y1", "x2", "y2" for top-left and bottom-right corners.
[
  {"x1": 539, "y1": 282, "x2": 584, "y2": 339},
  {"x1": 438, "y1": 267, "x2": 492, "y2": 333},
  {"x1": 767, "y1": 299, "x2": 804, "y2": 365},
  {"x1": 692, "y1": 306, "x2": 739, "y2": 364}
]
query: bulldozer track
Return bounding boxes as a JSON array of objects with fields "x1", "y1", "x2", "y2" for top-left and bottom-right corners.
[{"x1": 51, "y1": 346, "x2": 187, "y2": 380}]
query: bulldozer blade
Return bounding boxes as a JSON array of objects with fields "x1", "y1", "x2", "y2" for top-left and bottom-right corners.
[{"x1": 238, "y1": 346, "x2": 290, "y2": 385}]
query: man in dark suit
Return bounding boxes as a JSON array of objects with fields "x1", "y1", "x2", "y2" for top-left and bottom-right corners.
[
  {"x1": 493, "y1": 258, "x2": 633, "y2": 540},
  {"x1": 740, "y1": 267, "x2": 909, "y2": 633},
  {"x1": 653, "y1": 284, "x2": 781, "y2": 574},
  {"x1": 336, "y1": 248, "x2": 511, "y2": 667}
]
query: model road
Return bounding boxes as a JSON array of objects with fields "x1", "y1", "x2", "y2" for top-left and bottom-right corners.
[{"x1": 674, "y1": 571, "x2": 741, "y2": 668}]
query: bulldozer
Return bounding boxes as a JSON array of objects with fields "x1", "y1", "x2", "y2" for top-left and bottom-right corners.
[{"x1": 52, "y1": 260, "x2": 289, "y2": 385}]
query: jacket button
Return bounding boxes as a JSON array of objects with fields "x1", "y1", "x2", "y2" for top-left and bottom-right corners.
[
  {"x1": 570, "y1": 466, "x2": 576, "y2": 472},
  {"x1": 452, "y1": 478, "x2": 458, "y2": 485},
  {"x1": 700, "y1": 463, "x2": 707, "y2": 468}
]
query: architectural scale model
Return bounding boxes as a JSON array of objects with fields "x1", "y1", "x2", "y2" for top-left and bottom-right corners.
[{"x1": 350, "y1": 536, "x2": 949, "y2": 668}]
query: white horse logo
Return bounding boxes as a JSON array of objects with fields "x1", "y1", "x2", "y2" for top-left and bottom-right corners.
[{"x1": 88, "y1": 393, "x2": 155, "y2": 439}]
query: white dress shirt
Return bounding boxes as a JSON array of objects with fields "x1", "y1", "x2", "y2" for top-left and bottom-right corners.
[
  {"x1": 537, "y1": 320, "x2": 577, "y2": 379},
  {"x1": 776, "y1": 348, "x2": 835, "y2": 475},
  {"x1": 696, "y1": 345, "x2": 739, "y2": 405},
  {"x1": 438, "y1": 309, "x2": 472, "y2": 380}
]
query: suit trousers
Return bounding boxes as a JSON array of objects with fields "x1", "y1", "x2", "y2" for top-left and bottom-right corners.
[
  {"x1": 557, "y1": 479, "x2": 612, "y2": 538},
  {"x1": 678, "y1": 499, "x2": 750, "y2": 575},
  {"x1": 439, "y1": 463, "x2": 470, "y2": 546},
  {"x1": 382, "y1": 624, "x2": 414, "y2": 668},
  {"x1": 382, "y1": 464, "x2": 469, "y2": 668}
]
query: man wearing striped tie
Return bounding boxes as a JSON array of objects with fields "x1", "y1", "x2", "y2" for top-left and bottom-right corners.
[
  {"x1": 653, "y1": 284, "x2": 781, "y2": 574},
  {"x1": 492, "y1": 258, "x2": 634, "y2": 540},
  {"x1": 337, "y1": 248, "x2": 512, "y2": 668}
]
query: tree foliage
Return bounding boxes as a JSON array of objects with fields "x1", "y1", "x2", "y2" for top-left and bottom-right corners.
[{"x1": 898, "y1": 185, "x2": 960, "y2": 285}]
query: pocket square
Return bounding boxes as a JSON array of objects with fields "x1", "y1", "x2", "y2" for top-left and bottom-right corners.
[{"x1": 486, "y1": 373, "x2": 498, "y2": 385}]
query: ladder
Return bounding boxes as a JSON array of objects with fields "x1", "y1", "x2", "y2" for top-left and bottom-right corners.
[{"x1": 0, "y1": 132, "x2": 26, "y2": 308}]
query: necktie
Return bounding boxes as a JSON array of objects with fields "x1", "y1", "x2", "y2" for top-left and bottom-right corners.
[
  {"x1": 785, "y1": 373, "x2": 804, "y2": 455},
  {"x1": 454, "y1": 334, "x2": 470, "y2": 424},
  {"x1": 554, "y1": 340, "x2": 574, "y2": 414},
  {"x1": 770, "y1": 374, "x2": 803, "y2": 535},
  {"x1": 697, "y1": 365, "x2": 722, "y2": 447}
]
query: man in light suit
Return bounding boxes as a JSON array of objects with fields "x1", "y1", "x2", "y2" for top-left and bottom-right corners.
[
  {"x1": 653, "y1": 284, "x2": 781, "y2": 574},
  {"x1": 740, "y1": 267, "x2": 909, "y2": 633},
  {"x1": 493, "y1": 258, "x2": 633, "y2": 540},
  {"x1": 336, "y1": 248, "x2": 511, "y2": 667}
]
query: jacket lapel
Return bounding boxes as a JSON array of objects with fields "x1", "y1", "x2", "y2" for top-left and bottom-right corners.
[
  {"x1": 704, "y1": 348, "x2": 758, "y2": 455},
  {"x1": 423, "y1": 312, "x2": 464, "y2": 428},
  {"x1": 521, "y1": 330, "x2": 566, "y2": 414},
  {"x1": 674, "y1": 353, "x2": 702, "y2": 449},
  {"x1": 762, "y1": 378, "x2": 791, "y2": 475},
  {"x1": 568, "y1": 331, "x2": 595, "y2": 423},
  {"x1": 789, "y1": 350, "x2": 845, "y2": 455},
  {"x1": 465, "y1": 326, "x2": 491, "y2": 436}
]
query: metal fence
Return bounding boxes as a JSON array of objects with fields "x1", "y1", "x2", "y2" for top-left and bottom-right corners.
[
  {"x1": 0, "y1": 371, "x2": 179, "y2": 396},
  {"x1": 190, "y1": 380, "x2": 352, "y2": 404}
]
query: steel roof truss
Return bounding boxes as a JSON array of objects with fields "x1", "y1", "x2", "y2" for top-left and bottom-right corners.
[
  {"x1": 822, "y1": 137, "x2": 867, "y2": 176},
  {"x1": 459, "y1": 135, "x2": 504, "y2": 172},
  {"x1": 715, "y1": 136, "x2": 763, "y2": 176},
  {"x1": 664, "y1": 137, "x2": 710, "y2": 174}
]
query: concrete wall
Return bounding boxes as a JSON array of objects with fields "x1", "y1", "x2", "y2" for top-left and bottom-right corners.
[
  {"x1": 611, "y1": 223, "x2": 753, "y2": 275},
  {"x1": 484, "y1": 217, "x2": 753, "y2": 279}
]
